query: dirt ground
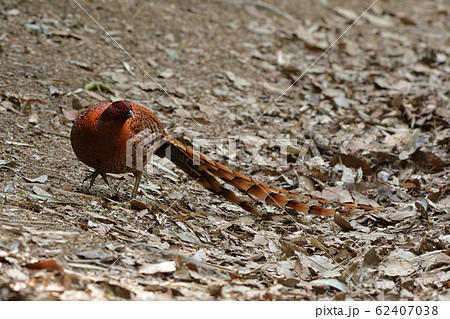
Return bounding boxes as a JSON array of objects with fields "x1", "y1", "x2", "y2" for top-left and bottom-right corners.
[{"x1": 0, "y1": 0, "x2": 449, "y2": 300}]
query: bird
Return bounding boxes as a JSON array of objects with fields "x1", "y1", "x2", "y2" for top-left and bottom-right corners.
[{"x1": 70, "y1": 100, "x2": 380, "y2": 216}]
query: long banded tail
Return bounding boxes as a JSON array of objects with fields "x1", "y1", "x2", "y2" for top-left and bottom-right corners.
[{"x1": 156, "y1": 138, "x2": 380, "y2": 216}]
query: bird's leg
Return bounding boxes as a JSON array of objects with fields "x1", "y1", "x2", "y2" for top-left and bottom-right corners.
[
  {"x1": 83, "y1": 170, "x2": 109, "y2": 188},
  {"x1": 131, "y1": 171, "x2": 143, "y2": 198},
  {"x1": 100, "y1": 172, "x2": 110, "y2": 186}
]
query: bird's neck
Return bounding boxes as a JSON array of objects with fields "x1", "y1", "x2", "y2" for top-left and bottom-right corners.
[{"x1": 99, "y1": 112, "x2": 129, "y2": 130}]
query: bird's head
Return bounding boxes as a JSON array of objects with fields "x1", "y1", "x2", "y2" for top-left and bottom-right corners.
[{"x1": 109, "y1": 101, "x2": 135, "y2": 120}]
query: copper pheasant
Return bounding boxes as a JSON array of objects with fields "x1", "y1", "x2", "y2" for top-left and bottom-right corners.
[{"x1": 70, "y1": 101, "x2": 379, "y2": 216}]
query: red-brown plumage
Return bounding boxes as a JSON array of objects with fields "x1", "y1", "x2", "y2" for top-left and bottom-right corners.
[
  {"x1": 71, "y1": 101, "x2": 381, "y2": 216},
  {"x1": 71, "y1": 101, "x2": 165, "y2": 174}
]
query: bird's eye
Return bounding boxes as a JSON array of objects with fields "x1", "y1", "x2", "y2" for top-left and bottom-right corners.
[
  {"x1": 111, "y1": 101, "x2": 131, "y2": 116},
  {"x1": 114, "y1": 103, "x2": 124, "y2": 113}
]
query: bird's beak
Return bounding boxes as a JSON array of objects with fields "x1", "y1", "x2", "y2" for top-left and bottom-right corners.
[{"x1": 128, "y1": 110, "x2": 135, "y2": 120}]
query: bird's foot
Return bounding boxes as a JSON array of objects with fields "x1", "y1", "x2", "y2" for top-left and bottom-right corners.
[{"x1": 83, "y1": 170, "x2": 110, "y2": 188}]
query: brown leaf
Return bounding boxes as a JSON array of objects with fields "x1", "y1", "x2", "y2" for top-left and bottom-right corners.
[
  {"x1": 334, "y1": 212, "x2": 354, "y2": 231},
  {"x1": 363, "y1": 248, "x2": 380, "y2": 266},
  {"x1": 331, "y1": 153, "x2": 373, "y2": 175},
  {"x1": 399, "y1": 16, "x2": 416, "y2": 25},
  {"x1": 129, "y1": 199, "x2": 149, "y2": 210},
  {"x1": 428, "y1": 186, "x2": 447, "y2": 203},
  {"x1": 192, "y1": 117, "x2": 210, "y2": 125},
  {"x1": 403, "y1": 179, "x2": 421, "y2": 189},
  {"x1": 410, "y1": 150, "x2": 448, "y2": 172},
  {"x1": 280, "y1": 240, "x2": 304, "y2": 257}
]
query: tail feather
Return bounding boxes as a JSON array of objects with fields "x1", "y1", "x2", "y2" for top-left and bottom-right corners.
[
  {"x1": 156, "y1": 138, "x2": 381, "y2": 216},
  {"x1": 155, "y1": 138, "x2": 261, "y2": 215}
]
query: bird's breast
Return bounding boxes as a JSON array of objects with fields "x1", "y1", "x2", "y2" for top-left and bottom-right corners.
[{"x1": 71, "y1": 112, "x2": 134, "y2": 173}]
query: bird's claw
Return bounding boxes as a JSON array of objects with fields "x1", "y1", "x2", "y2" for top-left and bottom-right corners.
[{"x1": 83, "y1": 170, "x2": 109, "y2": 188}]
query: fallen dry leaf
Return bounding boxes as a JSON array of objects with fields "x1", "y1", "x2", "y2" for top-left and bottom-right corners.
[{"x1": 139, "y1": 261, "x2": 177, "y2": 275}]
